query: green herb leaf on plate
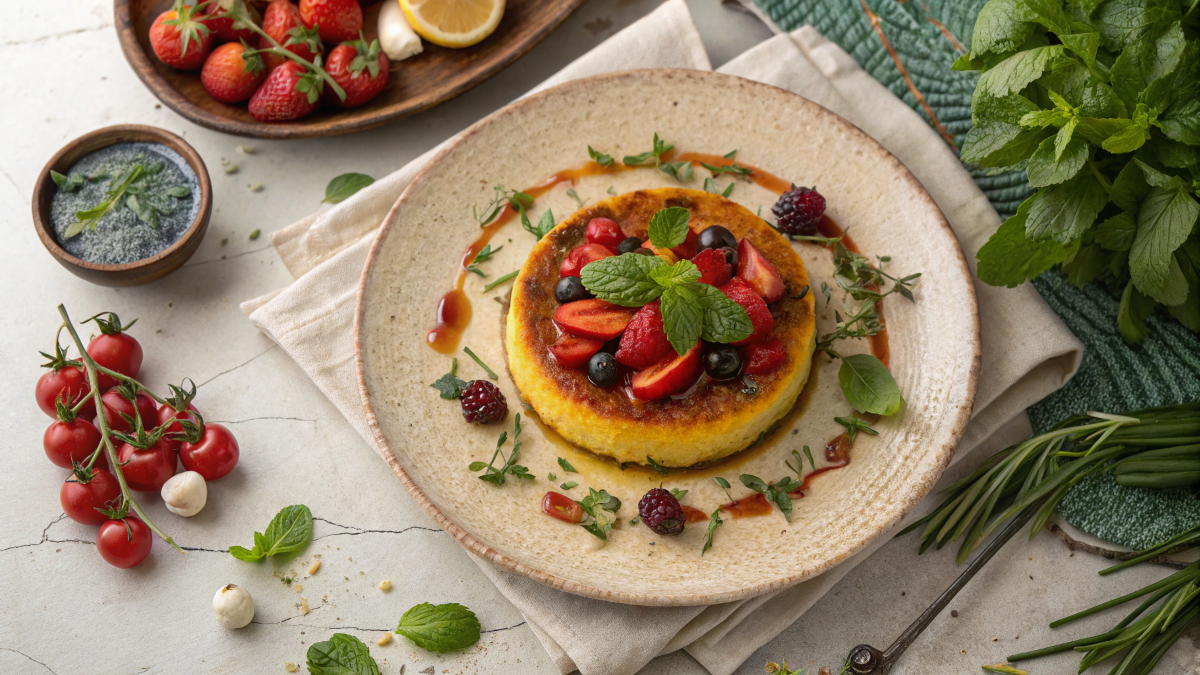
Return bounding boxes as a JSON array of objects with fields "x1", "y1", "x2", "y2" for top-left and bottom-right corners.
[
  {"x1": 701, "y1": 507, "x2": 724, "y2": 555},
  {"x1": 557, "y1": 457, "x2": 577, "y2": 473},
  {"x1": 430, "y1": 358, "x2": 468, "y2": 400},
  {"x1": 580, "y1": 253, "x2": 667, "y2": 307},
  {"x1": 588, "y1": 145, "x2": 614, "y2": 167},
  {"x1": 838, "y1": 354, "x2": 903, "y2": 416}
]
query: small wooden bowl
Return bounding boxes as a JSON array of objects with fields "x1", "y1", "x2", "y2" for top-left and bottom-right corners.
[{"x1": 32, "y1": 124, "x2": 212, "y2": 287}]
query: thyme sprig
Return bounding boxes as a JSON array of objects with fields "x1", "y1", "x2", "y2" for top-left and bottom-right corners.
[{"x1": 469, "y1": 414, "x2": 534, "y2": 485}]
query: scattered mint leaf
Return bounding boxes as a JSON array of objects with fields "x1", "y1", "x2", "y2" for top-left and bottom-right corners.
[
  {"x1": 701, "y1": 508, "x2": 723, "y2": 555},
  {"x1": 838, "y1": 354, "x2": 903, "y2": 416},
  {"x1": 588, "y1": 145, "x2": 614, "y2": 167},
  {"x1": 647, "y1": 206, "x2": 691, "y2": 249},
  {"x1": 430, "y1": 358, "x2": 468, "y2": 399},
  {"x1": 229, "y1": 505, "x2": 313, "y2": 562},
  {"x1": 560, "y1": 481, "x2": 578, "y2": 490},
  {"x1": 394, "y1": 603, "x2": 481, "y2": 653},
  {"x1": 306, "y1": 633, "x2": 380, "y2": 675},
  {"x1": 557, "y1": 457, "x2": 577, "y2": 473},
  {"x1": 576, "y1": 488, "x2": 621, "y2": 541},
  {"x1": 547, "y1": 471, "x2": 557, "y2": 481},
  {"x1": 323, "y1": 173, "x2": 374, "y2": 203},
  {"x1": 526, "y1": 208, "x2": 555, "y2": 240},
  {"x1": 1024, "y1": 169, "x2": 1109, "y2": 243},
  {"x1": 1025, "y1": 136, "x2": 1088, "y2": 188},
  {"x1": 1095, "y1": 212, "x2": 1137, "y2": 251}
]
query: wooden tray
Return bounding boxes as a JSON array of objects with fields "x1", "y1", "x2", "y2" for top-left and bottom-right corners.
[{"x1": 114, "y1": 0, "x2": 586, "y2": 139}]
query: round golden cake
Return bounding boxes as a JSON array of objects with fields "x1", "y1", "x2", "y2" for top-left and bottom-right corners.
[{"x1": 506, "y1": 187, "x2": 817, "y2": 467}]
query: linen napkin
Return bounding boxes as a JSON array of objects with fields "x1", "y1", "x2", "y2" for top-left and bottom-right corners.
[{"x1": 242, "y1": 3, "x2": 1083, "y2": 673}]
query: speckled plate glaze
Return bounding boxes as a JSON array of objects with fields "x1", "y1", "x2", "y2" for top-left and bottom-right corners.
[{"x1": 354, "y1": 69, "x2": 980, "y2": 606}]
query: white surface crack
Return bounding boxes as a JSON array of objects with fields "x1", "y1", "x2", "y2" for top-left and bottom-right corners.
[{"x1": 0, "y1": 515, "x2": 91, "y2": 553}]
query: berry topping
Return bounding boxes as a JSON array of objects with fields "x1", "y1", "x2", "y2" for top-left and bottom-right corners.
[
  {"x1": 548, "y1": 334, "x2": 604, "y2": 369},
  {"x1": 697, "y1": 225, "x2": 737, "y2": 253},
  {"x1": 560, "y1": 243, "x2": 614, "y2": 278},
  {"x1": 616, "y1": 236, "x2": 643, "y2": 254},
  {"x1": 630, "y1": 342, "x2": 702, "y2": 401},
  {"x1": 772, "y1": 185, "x2": 826, "y2": 236},
  {"x1": 719, "y1": 278, "x2": 775, "y2": 346},
  {"x1": 704, "y1": 347, "x2": 742, "y2": 380},
  {"x1": 735, "y1": 238, "x2": 785, "y2": 303},
  {"x1": 742, "y1": 339, "x2": 787, "y2": 375},
  {"x1": 585, "y1": 217, "x2": 624, "y2": 251},
  {"x1": 719, "y1": 245, "x2": 739, "y2": 271},
  {"x1": 587, "y1": 352, "x2": 619, "y2": 387},
  {"x1": 638, "y1": 488, "x2": 685, "y2": 535},
  {"x1": 614, "y1": 300, "x2": 673, "y2": 369},
  {"x1": 555, "y1": 276, "x2": 592, "y2": 304},
  {"x1": 460, "y1": 380, "x2": 508, "y2": 424},
  {"x1": 691, "y1": 248, "x2": 733, "y2": 286},
  {"x1": 554, "y1": 299, "x2": 638, "y2": 341},
  {"x1": 670, "y1": 227, "x2": 700, "y2": 260}
]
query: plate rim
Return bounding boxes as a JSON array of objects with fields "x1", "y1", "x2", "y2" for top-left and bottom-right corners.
[
  {"x1": 112, "y1": 0, "x2": 587, "y2": 139},
  {"x1": 353, "y1": 68, "x2": 982, "y2": 606}
]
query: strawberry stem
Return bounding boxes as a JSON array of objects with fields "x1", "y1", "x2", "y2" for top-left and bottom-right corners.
[{"x1": 220, "y1": 0, "x2": 347, "y2": 101}]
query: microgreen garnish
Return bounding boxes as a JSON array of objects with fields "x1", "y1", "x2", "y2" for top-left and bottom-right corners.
[
  {"x1": 394, "y1": 602, "x2": 481, "y2": 653},
  {"x1": 659, "y1": 160, "x2": 694, "y2": 182},
  {"x1": 835, "y1": 416, "x2": 879, "y2": 443},
  {"x1": 723, "y1": 149, "x2": 738, "y2": 159},
  {"x1": 525, "y1": 208, "x2": 556, "y2": 240},
  {"x1": 465, "y1": 244, "x2": 502, "y2": 277},
  {"x1": 557, "y1": 457, "x2": 577, "y2": 473},
  {"x1": 469, "y1": 414, "x2": 534, "y2": 485},
  {"x1": 462, "y1": 346, "x2": 498, "y2": 380},
  {"x1": 323, "y1": 173, "x2": 374, "y2": 203},
  {"x1": 712, "y1": 476, "x2": 733, "y2": 501},
  {"x1": 701, "y1": 161, "x2": 752, "y2": 176},
  {"x1": 566, "y1": 188, "x2": 586, "y2": 208},
  {"x1": 785, "y1": 446, "x2": 817, "y2": 480},
  {"x1": 560, "y1": 481, "x2": 578, "y2": 490},
  {"x1": 739, "y1": 474, "x2": 799, "y2": 522},
  {"x1": 57, "y1": 157, "x2": 192, "y2": 238},
  {"x1": 646, "y1": 456, "x2": 669, "y2": 474},
  {"x1": 703, "y1": 176, "x2": 735, "y2": 198},
  {"x1": 483, "y1": 270, "x2": 519, "y2": 292},
  {"x1": 547, "y1": 472, "x2": 557, "y2": 481},
  {"x1": 474, "y1": 185, "x2": 531, "y2": 227},
  {"x1": 588, "y1": 145, "x2": 614, "y2": 167},
  {"x1": 623, "y1": 133, "x2": 674, "y2": 166},
  {"x1": 669, "y1": 487, "x2": 688, "y2": 500},
  {"x1": 575, "y1": 488, "x2": 622, "y2": 541},
  {"x1": 229, "y1": 505, "x2": 313, "y2": 562},
  {"x1": 430, "y1": 358, "x2": 468, "y2": 399},
  {"x1": 701, "y1": 508, "x2": 724, "y2": 556}
]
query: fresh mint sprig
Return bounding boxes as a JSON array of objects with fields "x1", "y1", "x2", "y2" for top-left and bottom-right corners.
[
  {"x1": 576, "y1": 488, "x2": 622, "y2": 541},
  {"x1": 229, "y1": 504, "x2": 313, "y2": 562}
]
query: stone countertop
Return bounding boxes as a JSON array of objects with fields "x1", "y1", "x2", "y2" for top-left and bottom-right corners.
[{"x1": 2, "y1": 2, "x2": 1196, "y2": 674}]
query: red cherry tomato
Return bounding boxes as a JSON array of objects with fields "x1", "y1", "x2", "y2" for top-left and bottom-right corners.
[
  {"x1": 97, "y1": 517, "x2": 152, "y2": 568},
  {"x1": 100, "y1": 388, "x2": 158, "y2": 434},
  {"x1": 87, "y1": 332, "x2": 143, "y2": 391},
  {"x1": 179, "y1": 423, "x2": 239, "y2": 481},
  {"x1": 61, "y1": 468, "x2": 122, "y2": 525},
  {"x1": 43, "y1": 417, "x2": 104, "y2": 469},
  {"x1": 117, "y1": 439, "x2": 178, "y2": 492},
  {"x1": 585, "y1": 217, "x2": 624, "y2": 251},
  {"x1": 35, "y1": 366, "x2": 92, "y2": 418},
  {"x1": 156, "y1": 402, "x2": 200, "y2": 435},
  {"x1": 541, "y1": 491, "x2": 583, "y2": 524}
]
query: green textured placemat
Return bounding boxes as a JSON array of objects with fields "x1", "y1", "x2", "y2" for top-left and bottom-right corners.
[{"x1": 753, "y1": 0, "x2": 1200, "y2": 550}]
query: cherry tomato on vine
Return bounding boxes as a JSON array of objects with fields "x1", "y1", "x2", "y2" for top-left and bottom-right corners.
[
  {"x1": 100, "y1": 388, "x2": 158, "y2": 434},
  {"x1": 541, "y1": 491, "x2": 583, "y2": 523},
  {"x1": 117, "y1": 439, "x2": 178, "y2": 492},
  {"x1": 156, "y1": 402, "x2": 200, "y2": 436},
  {"x1": 35, "y1": 366, "x2": 92, "y2": 419},
  {"x1": 43, "y1": 416, "x2": 104, "y2": 469},
  {"x1": 84, "y1": 312, "x2": 142, "y2": 391},
  {"x1": 97, "y1": 516, "x2": 152, "y2": 568},
  {"x1": 60, "y1": 468, "x2": 122, "y2": 525},
  {"x1": 179, "y1": 423, "x2": 239, "y2": 481}
]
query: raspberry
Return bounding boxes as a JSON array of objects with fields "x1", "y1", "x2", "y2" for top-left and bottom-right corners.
[
  {"x1": 720, "y1": 278, "x2": 775, "y2": 346},
  {"x1": 638, "y1": 488, "x2": 685, "y2": 535},
  {"x1": 772, "y1": 185, "x2": 826, "y2": 236},
  {"x1": 460, "y1": 380, "x2": 507, "y2": 424}
]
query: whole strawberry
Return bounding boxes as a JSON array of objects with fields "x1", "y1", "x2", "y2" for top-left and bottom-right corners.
[
  {"x1": 201, "y1": 41, "x2": 266, "y2": 103},
  {"x1": 300, "y1": 0, "x2": 363, "y2": 44},
  {"x1": 260, "y1": 0, "x2": 321, "y2": 71},
  {"x1": 248, "y1": 61, "x2": 321, "y2": 122},
  {"x1": 200, "y1": 0, "x2": 261, "y2": 43},
  {"x1": 460, "y1": 380, "x2": 507, "y2": 424},
  {"x1": 771, "y1": 185, "x2": 826, "y2": 236},
  {"x1": 149, "y1": 4, "x2": 214, "y2": 71},
  {"x1": 324, "y1": 36, "x2": 389, "y2": 108}
]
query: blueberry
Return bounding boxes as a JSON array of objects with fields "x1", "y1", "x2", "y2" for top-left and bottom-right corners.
[
  {"x1": 588, "y1": 352, "x2": 618, "y2": 387},
  {"x1": 704, "y1": 347, "x2": 741, "y2": 381},
  {"x1": 719, "y1": 245, "x2": 738, "y2": 271},
  {"x1": 616, "y1": 237, "x2": 643, "y2": 254},
  {"x1": 556, "y1": 277, "x2": 592, "y2": 304},
  {"x1": 697, "y1": 225, "x2": 736, "y2": 252}
]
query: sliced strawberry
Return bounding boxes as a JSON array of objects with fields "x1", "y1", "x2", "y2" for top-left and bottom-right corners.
[
  {"x1": 614, "y1": 300, "x2": 673, "y2": 369},
  {"x1": 671, "y1": 227, "x2": 700, "y2": 260},
  {"x1": 630, "y1": 342, "x2": 702, "y2": 401},
  {"x1": 720, "y1": 278, "x2": 775, "y2": 346},
  {"x1": 548, "y1": 334, "x2": 604, "y2": 369},
  {"x1": 692, "y1": 248, "x2": 732, "y2": 286},
  {"x1": 554, "y1": 299, "x2": 637, "y2": 340},
  {"x1": 586, "y1": 218, "x2": 624, "y2": 251},
  {"x1": 736, "y1": 238, "x2": 785, "y2": 303},
  {"x1": 741, "y1": 338, "x2": 787, "y2": 375},
  {"x1": 560, "y1": 243, "x2": 614, "y2": 278}
]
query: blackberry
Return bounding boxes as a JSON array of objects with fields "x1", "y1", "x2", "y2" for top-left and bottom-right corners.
[
  {"x1": 772, "y1": 185, "x2": 826, "y2": 236},
  {"x1": 638, "y1": 488, "x2": 685, "y2": 535},
  {"x1": 460, "y1": 380, "x2": 507, "y2": 424}
]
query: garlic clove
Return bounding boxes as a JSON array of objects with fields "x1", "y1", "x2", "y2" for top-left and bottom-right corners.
[
  {"x1": 378, "y1": 0, "x2": 423, "y2": 61},
  {"x1": 162, "y1": 471, "x2": 207, "y2": 517}
]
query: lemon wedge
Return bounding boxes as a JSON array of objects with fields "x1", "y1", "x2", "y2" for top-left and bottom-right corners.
[{"x1": 399, "y1": 0, "x2": 505, "y2": 49}]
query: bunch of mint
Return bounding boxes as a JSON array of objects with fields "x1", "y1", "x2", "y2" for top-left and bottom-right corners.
[{"x1": 960, "y1": 0, "x2": 1200, "y2": 342}]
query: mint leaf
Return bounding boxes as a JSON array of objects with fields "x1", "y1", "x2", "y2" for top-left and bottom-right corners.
[
  {"x1": 323, "y1": 173, "x2": 374, "y2": 204},
  {"x1": 431, "y1": 358, "x2": 468, "y2": 399},
  {"x1": 1095, "y1": 212, "x2": 1138, "y2": 251},
  {"x1": 1096, "y1": 0, "x2": 1181, "y2": 51},
  {"x1": 1111, "y1": 160, "x2": 1152, "y2": 212},
  {"x1": 230, "y1": 505, "x2": 313, "y2": 561},
  {"x1": 1118, "y1": 279, "x2": 1158, "y2": 343},
  {"x1": 588, "y1": 145, "x2": 614, "y2": 167},
  {"x1": 649, "y1": 259, "x2": 701, "y2": 288},
  {"x1": 977, "y1": 199, "x2": 1081, "y2": 287},
  {"x1": 395, "y1": 603, "x2": 481, "y2": 653},
  {"x1": 962, "y1": 93, "x2": 1045, "y2": 167},
  {"x1": 647, "y1": 206, "x2": 690, "y2": 249},
  {"x1": 838, "y1": 353, "x2": 903, "y2": 416},
  {"x1": 968, "y1": 0, "x2": 1038, "y2": 58},
  {"x1": 1160, "y1": 97, "x2": 1200, "y2": 145},
  {"x1": 1025, "y1": 168, "x2": 1109, "y2": 243},
  {"x1": 1026, "y1": 136, "x2": 1088, "y2": 188},
  {"x1": 228, "y1": 545, "x2": 264, "y2": 562},
  {"x1": 306, "y1": 633, "x2": 380, "y2": 675},
  {"x1": 580, "y1": 253, "x2": 667, "y2": 306},
  {"x1": 1130, "y1": 184, "x2": 1199, "y2": 305},
  {"x1": 660, "y1": 284, "x2": 704, "y2": 356},
  {"x1": 977, "y1": 46, "x2": 1063, "y2": 99},
  {"x1": 694, "y1": 283, "x2": 753, "y2": 343}
]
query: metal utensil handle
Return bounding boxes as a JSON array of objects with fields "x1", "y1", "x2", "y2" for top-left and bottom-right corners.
[{"x1": 847, "y1": 505, "x2": 1039, "y2": 674}]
